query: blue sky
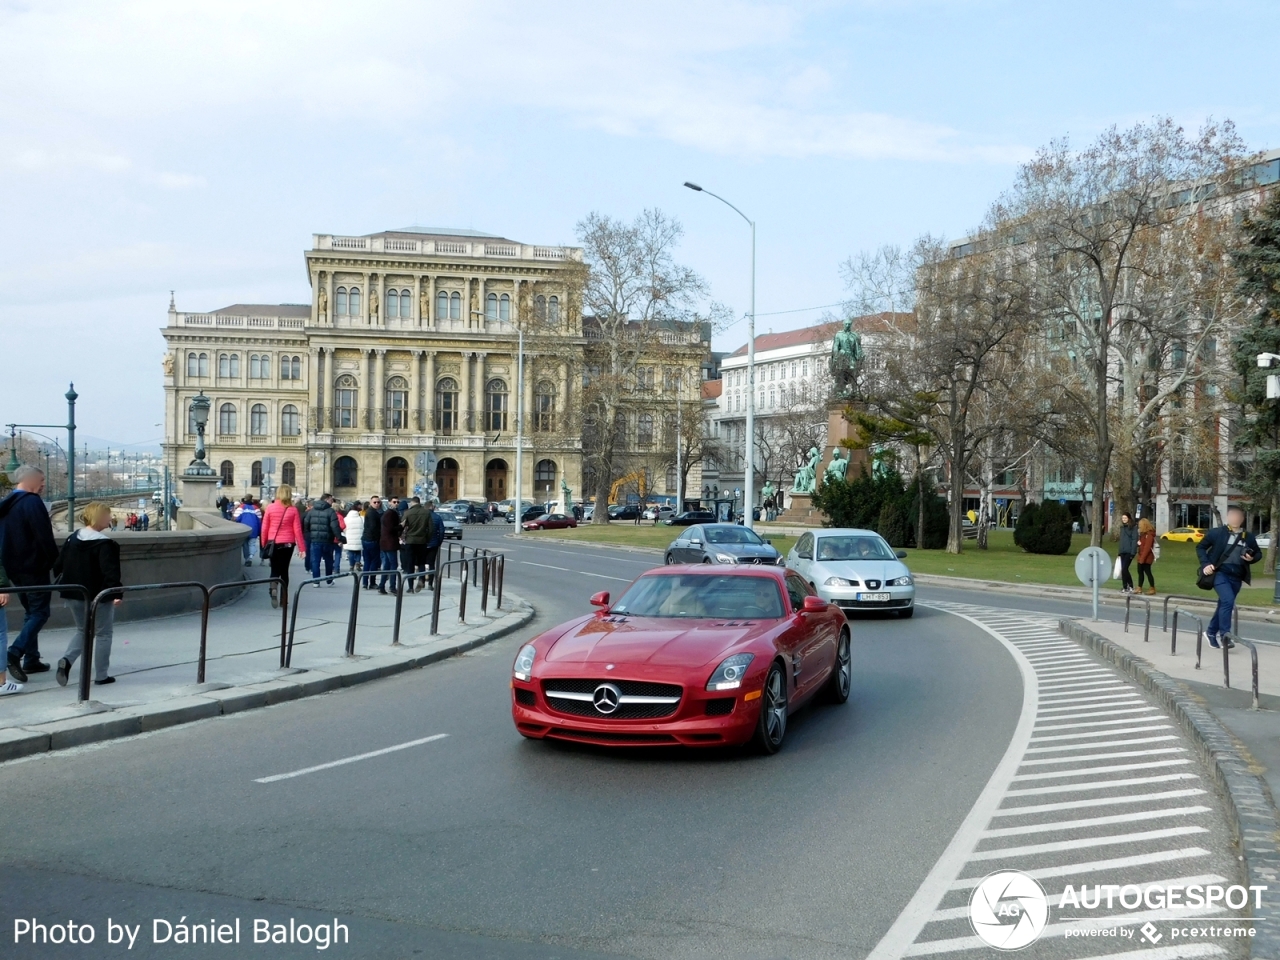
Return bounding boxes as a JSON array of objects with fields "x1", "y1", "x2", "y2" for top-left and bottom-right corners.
[{"x1": 2, "y1": 0, "x2": 1278, "y2": 446}]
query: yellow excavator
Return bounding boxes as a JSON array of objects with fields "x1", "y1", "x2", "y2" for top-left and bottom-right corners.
[{"x1": 609, "y1": 470, "x2": 647, "y2": 505}]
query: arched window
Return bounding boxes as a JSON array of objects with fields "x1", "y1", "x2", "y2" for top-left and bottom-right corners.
[
  {"x1": 218, "y1": 403, "x2": 237, "y2": 435},
  {"x1": 548, "y1": 295, "x2": 560, "y2": 323},
  {"x1": 385, "y1": 376, "x2": 408, "y2": 429},
  {"x1": 486, "y1": 292, "x2": 498, "y2": 321},
  {"x1": 637, "y1": 413, "x2": 654, "y2": 448},
  {"x1": 437, "y1": 290, "x2": 449, "y2": 320},
  {"x1": 401, "y1": 289, "x2": 412, "y2": 318},
  {"x1": 333, "y1": 456, "x2": 358, "y2": 489},
  {"x1": 436, "y1": 377, "x2": 458, "y2": 433},
  {"x1": 348, "y1": 287, "x2": 361, "y2": 316},
  {"x1": 336, "y1": 287, "x2": 348, "y2": 316},
  {"x1": 187, "y1": 353, "x2": 197, "y2": 377},
  {"x1": 335, "y1": 375, "x2": 358, "y2": 428},
  {"x1": 614, "y1": 411, "x2": 628, "y2": 447},
  {"x1": 249, "y1": 355, "x2": 262, "y2": 379},
  {"x1": 534, "y1": 459, "x2": 556, "y2": 498},
  {"x1": 219, "y1": 460, "x2": 234, "y2": 486},
  {"x1": 251, "y1": 460, "x2": 263, "y2": 487},
  {"x1": 664, "y1": 413, "x2": 677, "y2": 443},
  {"x1": 534, "y1": 380, "x2": 556, "y2": 432},
  {"x1": 281, "y1": 461, "x2": 296, "y2": 486},
  {"x1": 281, "y1": 404, "x2": 300, "y2": 436},
  {"x1": 499, "y1": 293, "x2": 511, "y2": 321},
  {"x1": 484, "y1": 378, "x2": 508, "y2": 432},
  {"x1": 449, "y1": 291, "x2": 461, "y2": 320},
  {"x1": 290, "y1": 356, "x2": 301, "y2": 380},
  {"x1": 219, "y1": 353, "x2": 230, "y2": 378},
  {"x1": 534, "y1": 295, "x2": 547, "y2": 321},
  {"x1": 250, "y1": 403, "x2": 268, "y2": 436},
  {"x1": 280, "y1": 355, "x2": 292, "y2": 380},
  {"x1": 386, "y1": 289, "x2": 399, "y2": 319},
  {"x1": 198, "y1": 353, "x2": 209, "y2": 377}
]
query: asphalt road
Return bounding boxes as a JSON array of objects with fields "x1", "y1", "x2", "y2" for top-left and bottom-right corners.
[{"x1": 2, "y1": 524, "x2": 1213, "y2": 960}]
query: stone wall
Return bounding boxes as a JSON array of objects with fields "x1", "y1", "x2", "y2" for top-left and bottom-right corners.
[{"x1": 5, "y1": 510, "x2": 251, "y2": 630}]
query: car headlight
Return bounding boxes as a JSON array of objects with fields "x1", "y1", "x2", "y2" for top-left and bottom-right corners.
[
  {"x1": 707, "y1": 653, "x2": 755, "y2": 691},
  {"x1": 512, "y1": 644, "x2": 536, "y2": 681},
  {"x1": 824, "y1": 576, "x2": 853, "y2": 586},
  {"x1": 886, "y1": 575, "x2": 913, "y2": 587},
  {"x1": 715, "y1": 553, "x2": 738, "y2": 564}
]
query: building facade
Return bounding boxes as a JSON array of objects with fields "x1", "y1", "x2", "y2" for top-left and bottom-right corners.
[{"x1": 161, "y1": 228, "x2": 585, "y2": 504}]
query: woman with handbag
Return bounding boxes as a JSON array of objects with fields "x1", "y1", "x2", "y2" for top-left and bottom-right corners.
[
  {"x1": 1136, "y1": 518, "x2": 1157, "y2": 595},
  {"x1": 1117, "y1": 512, "x2": 1138, "y2": 594},
  {"x1": 260, "y1": 484, "x2": 305, "y2": 608},
  {"x1": 54, "y1": 502, "x2": 123, "y2": 686}
]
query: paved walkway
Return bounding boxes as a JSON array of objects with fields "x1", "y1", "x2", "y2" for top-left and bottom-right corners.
[{"x1": 1, "y1": 554, "x2": 525, "y2": 749}]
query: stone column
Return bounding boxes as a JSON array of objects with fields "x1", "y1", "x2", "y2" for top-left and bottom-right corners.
[
  {"x1": 327, "y1": 272, "x2": 335, "y2": 327},
  {"x1": 476, "y1": 352, "x2": 488, "y2": 431},
  {"x1": 374, "y1": 349, "x2": 386, "y2": 432},
  {"x1": 524, "y1": 354, "x2": 535, "y2": 436},
  {"x1": 426, "y1": 276, "x2": 435, "y2": 330},
  {"x1": 408, "y1": 350, "x2": 421, "y2": 433},
  {"x1": 557, "y1": 361, "x2": 568, "y2": 433},
  {"x1": 378, "y1": 274, "x2": 387, "y2": 328},
  {"x1": 311, "y1": 348, "x2": 324, "y2": 430},
  {"x1": 424, "y1": 352, "x2": 436, "y2": 432},
  {"x1": 362, "y1": 272, "x2": 370, "y2": 324},
  {"x1": 459, "y1": 351, "x2": 472, "y2": 435}
]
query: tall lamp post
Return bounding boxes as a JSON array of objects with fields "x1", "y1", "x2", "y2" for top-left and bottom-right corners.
[
  {"x1": 6, "y1": 384, "x2": 78, "y2": 528},
  {"x1": 185, "y1": 392, "x2": 215, "y2": 477},
  {"x1": 684, "y1": 181, "x2": 756, "y2": 528},
  {"x1": 513, "y1": 322, "x2": 525, "y2": 534}
]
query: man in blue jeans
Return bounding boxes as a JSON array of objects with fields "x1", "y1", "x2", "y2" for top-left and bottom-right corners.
[
  {"x1": 1196, "y1": 505, "x2": 1261, "y2": 649},
  {"x1": 378, "y1": 498, "x2": 402, "y2": 595},
  {"x1": 361, "y1": 496, "x2": 383, "y2": 589},
  {"x1": 303, "y1": 493, "x2": 341, "y2": 585},
  {"x1": 0, "y1": 465, "x2": 59, "y2": 682}
]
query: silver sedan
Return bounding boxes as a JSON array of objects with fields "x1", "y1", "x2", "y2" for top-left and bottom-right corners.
[{"x1": 785, "y1": 528, "x2": 914, "y2": 617}]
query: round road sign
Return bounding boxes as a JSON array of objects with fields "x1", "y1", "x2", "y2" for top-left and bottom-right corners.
[{"x1": 1074, "y1": 546, "x2": 1111, "y2": 587}]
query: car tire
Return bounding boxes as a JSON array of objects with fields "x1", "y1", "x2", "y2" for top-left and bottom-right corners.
[
  {"x1": 823, "y1": 628, "x2": 852, "y2": 704},
  {"x1": 702, "y1": 557, "x2": 713, "y2": 564},
  {"x1": 665, "y1": 553, "x2": 675, "y2": 565},
  {"x1": 751, "y1": 662, "x2": 788, "y2": 755},
  {"x1": 898, "y1": 606, "x2": 915, "y2": 619}
]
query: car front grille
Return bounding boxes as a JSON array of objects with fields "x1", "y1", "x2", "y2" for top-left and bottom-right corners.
[
  {"x1": 549, "y1": 729, "x2": 679, "y2": 744},
  {"x1": 736, "y1": 556, "x2": 779, "y2": 565},
  {"x1": 705, "y1": 698, "x2": 735, "y2": 716},
  {"x1": 541, "y1": 678, "x2": 682, "y2": 720}
]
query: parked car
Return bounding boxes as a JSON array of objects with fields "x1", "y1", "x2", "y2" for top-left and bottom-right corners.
[
  {"x1": 510, "y1": 565, "x2": 849, "y2": 753},
  {"x1": 522, "y1": 512, "x2": 578, "y2": 531},
  {"x1": 440, "y1": 513, "x2": 463, "y2": 540},
  {"x1": 642, "y1": 505, "x2": 676, "y2": 522},
  {"x1": 786, "y1": 528, "x2": 914, "y2": 618},
  {"x1": 608, "y1": 504, "x2": 642, "y2": 521},
  {"x1": 664, "y1": 510, "x2": 716, "y2": 526},
  {"x1": 1160, "y1": 526, "x2": 1206, "y2": 543},
  {"x1": 517, "y1": 504, "x2": 546, "y2": 524},
  {"x1": 664, "y1": 524, "x2": 781, "y2": 566},
  {"x1": 444, "y1": 501, "x2": 489, "y2": 524}
]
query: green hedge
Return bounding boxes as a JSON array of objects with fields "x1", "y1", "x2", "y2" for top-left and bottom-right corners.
[{"x1": 1014, "y1": 501, "x2": 1073, "y2": 555}]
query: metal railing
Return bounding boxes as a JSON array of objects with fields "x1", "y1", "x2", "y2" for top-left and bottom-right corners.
[
  {"x1": 1228, "y1": 635, "x2": 1261, "y2": 711},
  {"x1": 1124, "y1": 594, "x2": 1152, "y2": 643},
  {"x1": 1162, "y1": 593, "x2": 1239, "y2": 636},
  {"x1": 1170, "y1": 607, "x2": 1205, "y2": 662},
  {"x1": 285, "y1": 570, "x2": 361, "y2": 667}
]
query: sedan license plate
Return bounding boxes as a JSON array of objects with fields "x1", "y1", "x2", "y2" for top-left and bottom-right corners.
[{"x1": 857, "y1": 592, "x2": 891, "y2": 602}]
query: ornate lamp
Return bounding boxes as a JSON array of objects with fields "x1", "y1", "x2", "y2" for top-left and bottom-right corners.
[{"x1": 185, "y1": 392, "x2": 216, "y2": 477}]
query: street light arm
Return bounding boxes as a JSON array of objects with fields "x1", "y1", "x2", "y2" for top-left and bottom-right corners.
[{"x1": 686, "y1": 184, "x2": 754, "y2": 229}]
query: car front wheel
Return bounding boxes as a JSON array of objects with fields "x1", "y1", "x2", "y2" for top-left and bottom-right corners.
[
  {"x1": 823, "y1": 628, "x2": 851, "y2": 703},
  {"x1": 665, "y1": 553, "x2": 675, "y2": 565},
  {"x1": 751, "y1": 662, "x2": 788, "y2": 755}
]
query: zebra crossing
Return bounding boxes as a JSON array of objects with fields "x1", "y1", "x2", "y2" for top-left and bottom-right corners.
[{"x1": 868, "y1": 603, "x2": 1250, "y2": 960}]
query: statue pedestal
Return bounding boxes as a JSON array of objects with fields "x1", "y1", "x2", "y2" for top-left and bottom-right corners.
[
  {"x1": 819, "y1": 403, "x2": 869, "y2": 481},
  {"x1": 179, "y1": 474, "x2": 218, "y2": 510},
  {"x1": 778, "y1": 492, "x2": 820, "y2": 525}
]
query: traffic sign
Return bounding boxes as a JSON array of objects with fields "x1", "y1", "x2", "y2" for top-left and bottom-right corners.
[
  {"x1": 415, "y1": 451, "x2": 437, "y2": 475},
  {"x1": 1075, "y1": 546, "x2": 1111, "y2": 621},
  {"x1": 261, "y1": 456, "x2": 276, "y2": 474}
]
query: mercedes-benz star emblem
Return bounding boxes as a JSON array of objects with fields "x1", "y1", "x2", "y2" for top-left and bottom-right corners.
[{"x1": 593, "y1": 683, "x2": 622, "y2": 714}]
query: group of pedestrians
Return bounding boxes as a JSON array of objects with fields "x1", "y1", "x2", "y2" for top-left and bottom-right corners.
[{"x1": 359, "y1": 495, "x2": 445, "y2": 594}]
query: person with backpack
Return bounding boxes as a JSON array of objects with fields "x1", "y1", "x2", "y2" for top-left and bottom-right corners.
[
  {"x1": 54, "y1": 502, "x2": 123, "y2": 686},
  {"x1": 0, "y1": 464, "x2": 59, "y2": 682},
  {"x1": 1196, "y1": 505, "x2": 1260, "y2": 650},
  {"x1": 260, "y1": 484, "x2": 305, "y2": 607}
]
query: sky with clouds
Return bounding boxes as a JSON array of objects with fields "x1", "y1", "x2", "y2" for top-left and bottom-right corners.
[{"x1": 2, "y1": 0, "x2": 1278, "y2": 446}]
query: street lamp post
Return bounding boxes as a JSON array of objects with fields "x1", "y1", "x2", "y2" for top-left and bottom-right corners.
[
  {"x1": 514, "y1": 323, "x2": 525, "y2": 534},
  {"x1": 684, "y1": 181, "x2": 756, "y2": 528},
  {"x1": 185, "y1": 392, "x2": 215, "y2": 477}
]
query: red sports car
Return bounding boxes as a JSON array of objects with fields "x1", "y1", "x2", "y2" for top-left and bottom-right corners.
[
  {"x1": 521, "y1": 512, "x2": 578, "y2": 531},
  {"x1": 510, "y1": 565, "x2": 850, "y2": 753}
]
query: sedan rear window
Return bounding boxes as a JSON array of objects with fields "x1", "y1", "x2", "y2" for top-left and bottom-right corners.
[
  {"x1": 610, "y1": 574, "x2": 784, "y2": 620},
  {"x1": 815, "y1": 536, "x2": 896, "y2": 561}
]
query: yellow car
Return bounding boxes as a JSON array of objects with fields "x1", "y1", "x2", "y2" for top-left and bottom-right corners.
[{"x1": 1160, "y1": 526, "x2": 1206, "y2": 543}]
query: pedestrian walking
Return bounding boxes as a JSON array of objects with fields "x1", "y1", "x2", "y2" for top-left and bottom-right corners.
[
  {"x1": 423, "y1": 500, "x2": 444, "y2": 589},
  {"x1": 361, "y1": 496, "x2": 384, "y2": 589},
  {"x1": 0, "y1": 464, "x2": 59, "y2": 683},
  {"x1": 260, "y1": 484, "x2": 305, "y2": 608},
  {"x1": 333, "y1": 504, "x2": 347, "y2": 574},
  {"x1": 1136, "y1": 518, "x2": 1157, "y2": 595},
  {"x1": 1117, "y1": 512, "x2": 1138, "y2": 594},
  {"x1": 343, "y1": 501, "x2": 365, "y2": 572},
  {"x1": 378, "y1": 501, "x2": 402, "y2": 594},
  {"x1": 0, "y1": 557, "x2": 21, "y2": 695},
  {"x1": 138, "y1": 511, "x2": 149, "y2": 531},
  {"x1": 401, "y1": 497, "x2": 432, "y2": 592},
  {"x1": 303, "y1": 493, "x2": 341, "y2": 585},
  {"x1": 54, "y1": 502, "x2": 123, "y2": 686},
  {"x1": 234, "y1": 495, "x2": 262, "y2": 566},
  {"x1": 1196, "y1": 505, "x2": 1260, "y2": 649}
]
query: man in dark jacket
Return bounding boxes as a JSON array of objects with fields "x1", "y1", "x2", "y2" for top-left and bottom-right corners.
[
  {"x1": 423, "y1": 501, "x2": 445, "y2": 589},
  {"x1": 401, "y1": 497, "x2": 431, "y2": 592},
  {"x1": 1196, "y1": 505, "x2": 1260, "y2": 649},
  {"x1": 0, "y1": 465, "x2": 59, "y2": 681},
  {"x1": 303, "y1": 493, "x2": 342, "y2": 585},
  {"x1": 378, "y1": 503, "x2": 403, "y2": 594},
  {"x1": 361, "y1": 495, "x2": 384, "y2": 590}
]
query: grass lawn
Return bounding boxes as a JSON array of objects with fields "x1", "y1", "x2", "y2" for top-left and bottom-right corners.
[{"x1": 524, "y1": 524, "x2": 1278, "y2": 608}]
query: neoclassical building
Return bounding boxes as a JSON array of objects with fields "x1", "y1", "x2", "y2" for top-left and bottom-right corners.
[{"x1": 161, "y1": 227, "x2": 585, "y2": 504}]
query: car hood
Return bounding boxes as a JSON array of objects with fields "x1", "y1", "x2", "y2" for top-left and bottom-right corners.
[
  {"x1": 707, "y1": 542, "x2": 779, "y2": 559},
  {"x1": 806, "y1": 559, "x2": 910, "y2": 583},
  {"x1": 544, "y1": 615, "x2": 772, "y2": 668}
]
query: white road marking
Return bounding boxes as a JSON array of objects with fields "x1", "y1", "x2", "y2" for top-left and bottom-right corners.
[
  {"x1": 1037, "y1": 692, "x2": 1142, "y2": 705},
  {"x1": 1037, "y1": 701, "x2": 1147, "y2": 715},
  {"x1": 1026, "y1": 735, "x2": 1178, "y2": 753},
  {"x1": 949, "y1": 846, "x2": 1212, "y2": 889},
  {"x1": 1036, "y1": 705, "x2": 1158, "y2": 720},
  {"x1": 579, "y1": 571, "x2": 633, "y2": 581},
  {"x1": 930, "y1": 874, "x2": 1225, "y2": 920},
  {"x1": 1012, "y1": 759, "x2": 1193, "y2": 780},
  {"x1": 255, "y1": 734, "x2": 449, "y2": 783},
  {"x1": 1031, "y1": 724, "x2": 1173, "y2": 743},
  {"x1": 1019, "y1": 748, "x2": 1184, "y2": 766},
  {"x1": 1039, "y1": 945, "x2": 1224, "y2": 960},
  {"x1": 967, "y1": 825, "x2": 1209, "y2": 860},
  {"x1": 521, "y1": 561, "x2": 572, "y2": 571},
  {"x1": 1006, "y1": 773, "x2": 1200, "y2": 797},
  {"x1": 982, "y1": 805, "x2": 1211, "y2": 838},
  {"x1": 993, "y1": 788, "x2": 1207, "y2": 816},
  {"x1": 1035, "y1": 715, "x2": 1165, "y2": 732}
]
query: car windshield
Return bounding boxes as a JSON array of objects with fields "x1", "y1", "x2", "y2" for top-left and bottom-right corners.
[
  {"x1": 815, "y1": 535, "x2": 896, "y2": 562},
  {"x1": 705, "y1": 527, "x2": 763, "y2": 545},
  {"x1": 610, "y1": 573, "x2": 785, "y2": 619}
]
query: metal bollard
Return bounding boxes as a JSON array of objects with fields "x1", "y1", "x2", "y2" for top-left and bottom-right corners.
[
  {"x1": 431, "y1": 567, "x2": 443, "y2": 635},
  {"x1": 481, "y1": 557, "x2": 490, "y2": 615},
  {"x1": 497, "y1": 554, "x2": 504, "y2": 609},
  {"x1": 459, "y1": 565, "x2": 468, "y2": 623},
  {"x1": 345, "y1": 570, "x2": 360, "y2": 657}
]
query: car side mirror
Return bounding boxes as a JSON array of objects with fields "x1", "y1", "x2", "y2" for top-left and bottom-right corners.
[
  {"x1": 690, "y1": 538, "x2": 702, "y2": 546},
  {"x1": 801, "y1": 595, "x2": 827, "y2": 614},
  {"x1": 896, "y1": 550, "x2": 908, "y2": 559},
  {"x1": 762, "y1": 537, "x2": 772, "y2": 545},
  {"x1": 589, "y1": 591, "x2": 610, "y2": 609}
]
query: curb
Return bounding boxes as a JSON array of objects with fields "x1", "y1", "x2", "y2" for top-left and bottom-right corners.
[
  {"x1": 0, "y1": 593, "x2": 536, "y2": 764},
  {"x1": 1060, "y1": 618, "x2": 1280, "y2": 955}
]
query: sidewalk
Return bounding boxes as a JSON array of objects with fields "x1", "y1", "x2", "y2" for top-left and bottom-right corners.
[{"x1": 0, "y1": 560, "x2": 533, "y2": 762}]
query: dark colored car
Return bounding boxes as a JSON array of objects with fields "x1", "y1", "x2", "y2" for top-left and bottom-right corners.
[
  {"x1": 444, "y1": 501, "x2": 489, "y2": 524},
  {"x1": 522, "y1": 513, "x2": 578, "y2": 531},
  {"x1": 664, "y1": 524, "x2": 782, "y2": 566},
  {"x1": 510, "y1": 566, "x2": 849, "y2": 753},
  {"x1": 608, "y1": 504, "x2": 642, "y2": 521},
  {"x1": 664, "y1": 510, "x2": 716, "y2": 526}
]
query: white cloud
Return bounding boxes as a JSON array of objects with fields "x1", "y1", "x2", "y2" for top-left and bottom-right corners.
[{"x1": 156, "y1": 171, "x2": 206, "y2": 190}]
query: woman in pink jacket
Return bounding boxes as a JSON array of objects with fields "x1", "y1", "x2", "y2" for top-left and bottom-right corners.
[{"x1": 260, "y1": 484, "x2": 305, "y2": 607}]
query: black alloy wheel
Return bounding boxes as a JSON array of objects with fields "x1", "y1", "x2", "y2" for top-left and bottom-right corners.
[
  {"x1": 751, "y1": 662, "x2": 788, "y2": 755},
  {"x1": 824, "y1": 628, "x2": 851, "y2": 704},
  {"x1": 665, "y1": 553, "x2": 675, "y2": 565}
]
